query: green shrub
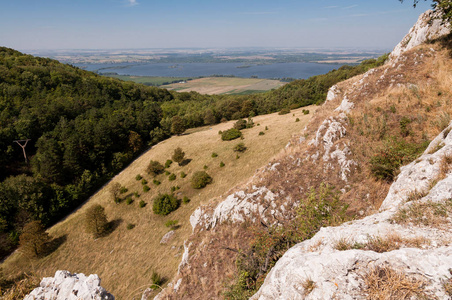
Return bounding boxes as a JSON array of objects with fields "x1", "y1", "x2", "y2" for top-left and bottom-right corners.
[
  {"x1": 211, "y1": 152, "x2": 218, "y2": 158},
  {"x1": 221, "y1": 128, "x2": 242, "y2": 141},
  {"x1": 172, "y1": 147, "x2": 185, "y2": 166},
  {"x1": 390, "y1": 105, "x2": 396, "y2": 113},
  {"x1": 180, "y1": 171, "x2": 187, "y2": 178},
  {"x1": 233, "y1": 142, "x2": 247, "y2": 153},
  {"x1": 278, "y1": 108, "x2": 290, "y2": 115},
  {"x1": 147, "y1": 160, "x2": 164, "y2": 177},
  {"x1": 259, "y1": 131, "x2": 265, "y2": 135},
  {"x1": 165, "y1": 170, "x2": 170, "y2": 176},
  {"x1": 152, "y1": 193, "x2": 180, "y2": 215},
  {"x1": 399, "y1": 116, "x2": 411, "y2": 137},
  {"x1": 134, "y1": 192, "x2": 140, "y2": 198},
  {"x1": 141, "y1": 179, "x2": 148, "y2": 185},
  {"x1": 370, "y1": 137, "x2": 429, "y2": 181},
  {"x1": 302, "y1": 109, "x2": 310, "y2": 115},
  {"x1": 191, "y1": 171, "x2": 213, "y2": 189},
  {"x1": 220, "y1": 161, "x2": 225, "y2": 167},
  {"x1": 126, "y1": 197, "x2": 133, "y2": 205},
  {"x1": 139, "y1": 200, "x2": 146, "y2": 208},
  {"x1": 236, "y1": 154, "x2": 240, "y2": 159},
  {"x1": 183, "y1": 196, "x2": 190, "y2": 204},
  {"x1": 218, "y1": 130, "x2": 223, "y2": 135},
  {"x1": 119, "y1": 187, "x2": 128, "y2": 194},
  {"x1": 265, "y1": 126, "x2": 268, "y2": 130},
  {"x1": 153, "y1": 179, "x2": 161, "y2": 185},
  {"x1": 295, "y1": 118, "x2": 300, "y2": 122},
  {"x1": 234, "y1": 119, "x2": 247, "y2": 130},
  {"x1": 165, "y1": 159, "x2": 173, "y2": 168},
  {"x1": 151, "y1": 271, "x2": 163, "y2": 289},
  {"x1": 165, "y1": 220, "x2": 179, "y2": 229},
  {"x1": 126, "y1": 223, "x2": 135, "y2": 230},
  {"x1": 203, "y1": 165, "x2": 208, "y2": 170},
  {"x1": 143, "y1": 185, "x2": 150, "y2": 192},
  {"x1": 170, "y1": 185, "x2": 180, "y2": 192},
  {"x1": 135, "y1": 174, "x2": 142, "y2": 181},
  {"x1": 168, "y1": 173, "x2": 176, "y2": 181}
]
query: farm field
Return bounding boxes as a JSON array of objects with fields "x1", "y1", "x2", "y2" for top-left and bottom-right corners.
[{"x1": 162, "y1": 77, "x2": 286, "y2": 95}]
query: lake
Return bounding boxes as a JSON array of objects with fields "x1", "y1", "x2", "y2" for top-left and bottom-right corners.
[{"x1": 75, "y1": 62, "x2": 344, "y2": 79}]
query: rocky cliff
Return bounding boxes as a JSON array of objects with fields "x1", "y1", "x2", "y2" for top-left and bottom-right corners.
[{"x1": 153, "y1": 9, "x2": 452, "y2": 299}]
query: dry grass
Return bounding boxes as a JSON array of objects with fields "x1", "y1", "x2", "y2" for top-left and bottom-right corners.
[
  {"x1": 0, "y1": 106, "x2": 316, "y2": 299},
  {"x1": 444, "y1": 275, "x2": 452, "y2": 297},
  {"x1": 363, "y1": 265, "x2": 427, "y2": 300},
  {"x1": 301, "y1": 278, "x2": 316, "y2": 296},
  {"x1": 0, "y1": 273, "x2": 40, "y2": 300},
  {"x1": 334, "y1": 234, "x2": 430, "y2": 253},
  {"x1": 393, "y1": 198, "x2": 452, "y2": 228}
]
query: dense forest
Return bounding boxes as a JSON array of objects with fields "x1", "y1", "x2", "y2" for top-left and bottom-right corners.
[{"x1": 0, "y1": 46, "x2": 387, "y2": 259}]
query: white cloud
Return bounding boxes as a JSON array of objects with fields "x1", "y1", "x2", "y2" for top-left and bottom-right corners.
[
  {"x1": 343, "y1": 5, "x2": 358, "y2": 9},
  {"x1": 127, "y1": 0, "x2": 138, "y2": 6}
]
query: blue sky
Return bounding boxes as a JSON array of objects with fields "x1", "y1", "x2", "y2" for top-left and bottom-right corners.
[{"x1": 0, "y1": 0, "x2": 432, "y2": 50}]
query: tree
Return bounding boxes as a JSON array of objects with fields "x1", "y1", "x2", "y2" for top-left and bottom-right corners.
[
  {"x1": 170, "y1": 116, "x2": 185, "y2": 135},
  {"x1": 147, "y1": 160, "x2": 165, "y2": 177},
  {"x1": 109, "y1": 182, "x2": 121, "y2": 203},
  {"x1": 19, "y1": 220, "x2": 50, "y2": 257},
  {"x1": 84, "y1": 205, "x2": 108, "y2": 238},
  {"x1": 172, "y1": 147, "x2": 185, "y2": 166}
]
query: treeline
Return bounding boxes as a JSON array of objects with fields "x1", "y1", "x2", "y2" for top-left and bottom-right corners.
[{"x1": 0, "y1": 46, "x2": 388, "y2": 259}]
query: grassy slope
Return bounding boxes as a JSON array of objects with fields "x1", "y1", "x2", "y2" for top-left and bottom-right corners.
[{"x1": 1, "y1": 106, "x2": 316, "y2": 299}]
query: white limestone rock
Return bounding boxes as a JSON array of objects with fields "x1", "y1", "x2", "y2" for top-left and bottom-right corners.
[
  {"x1": 389, "y1": 10, "x2": 450, "y2": 62},
  {"x1": 24, "y1": 270, "x2": 114, "y2": 300},
  {"x1": 252, "y1": 122, "x2": 452, "y2": 300},
  {"x1": 326, "y1": 85, "x2": 340, "y2": 102},
  {"x1": 160, "y1": 230, "x2": 175, "y2": 244}
]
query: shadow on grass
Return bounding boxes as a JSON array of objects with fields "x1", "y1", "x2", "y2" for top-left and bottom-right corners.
[
  {"x1": 179, "y1": 158, "x2": 192, "y2": 166},
  {"x1": 103, "y1": 218, "x2": 123, "y2": 237},
  {"x1": 44, "y1": 234, "x2": 68, "y2": 256}
]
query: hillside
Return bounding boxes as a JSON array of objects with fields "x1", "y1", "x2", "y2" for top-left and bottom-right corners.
[
  {"x1": 1, "y1": 105, "x2": 317, "y2": 299},
  {"x1": 152, "y1": 10, "x2": 452, "y2": 299}
]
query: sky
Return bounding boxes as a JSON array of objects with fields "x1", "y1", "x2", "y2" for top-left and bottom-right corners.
[{"x1": 0, "y1": 0, "x2": 432, "y2": 51}]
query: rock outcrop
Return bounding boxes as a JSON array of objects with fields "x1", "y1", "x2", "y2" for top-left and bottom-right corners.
[
  {"x1": 24, "y1": 270, "x2": 114, "y2": 300},
  {"x1": 251, "y1": 124, "x2": 452, "y2": 299},
  {"x1": 389, "y1": 9, "x2": 450, "y2": 62}
]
